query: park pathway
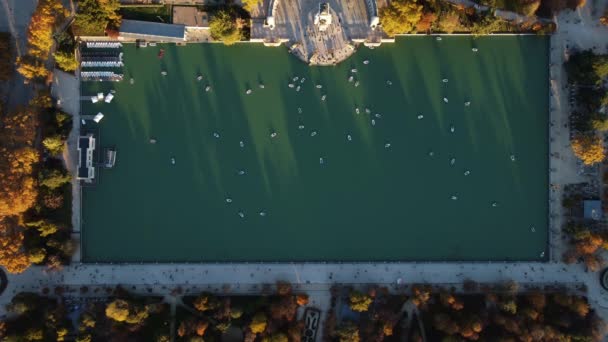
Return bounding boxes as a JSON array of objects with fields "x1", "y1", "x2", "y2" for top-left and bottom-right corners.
[{"x1": 1, "y1": 262, "x2": 608, "y2": 317}]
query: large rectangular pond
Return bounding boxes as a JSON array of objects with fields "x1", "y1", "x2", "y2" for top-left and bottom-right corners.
[{"x1": 81, "y1": 36, "x2": 549, "y2": 262}]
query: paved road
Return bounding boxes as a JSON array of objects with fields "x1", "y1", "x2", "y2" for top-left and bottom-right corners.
[
  {"x1": 0, "y1": 0, "x2": 38, "y2": 112},
  {"x1": 0, "y1": 0, "x2": 74, "y2": 112},
  {"x1": 0, "y1": 0, "x2": 37, "y2": 56}
]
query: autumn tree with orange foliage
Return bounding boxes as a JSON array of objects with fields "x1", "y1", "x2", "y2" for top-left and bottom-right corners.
[
  {"x1": 553, "y1": 293, "x2": 591, "y2": 317},
  {"x1": 326, "y1": 283, "x2": 607, "y2": 342},
  {"x1": 0, "y1": 217, "x2": 31, "y2": 274},
  {"x1": 563, "y1": 224, "x2": 607, "y2": 271},
  {"x1": 0, "y1": 7, "x2": 75, "y2": 274},
  {"x1": 176, "y1": 285, "x2": 303, "y2": 341},
  {"x1": 177, "y1": 319, "x2": 209, "y2": 338},
  {"x1": 416, "y1": 12, "x2": 437, "y2": 32},
  {"x1": 0, "y1": 103, "x2": 46, "y2": 274},
  {"x1": 583, "y1": 253, "x2": 604, "y2": 272},
  {"x1": 196, "y1": 321, "x2": 208, "y2": 336},
  {"x1": 276, "y1": 280, "x2": 292, "y2": 296},
  {"x1": 26, "y1": 0, "x2": 66, "y2": 59},
  {"x1": 526, "y1": 291, "x2": 546, "y2": 311},
  {"x1": 0, "y1": 100, "x2": 75, "y2": 274},
  {"x1": 576, "y1": 232, "x2": 603, "y2": 255},
  {"x1": 412, "y1": 285, "x2": 432, "y2": 307},
  {"x1": 601, "y1": 11, "x2": 608, "y2": 25},
  {"x1": 0, "y1": 148, "x2": 39, "y2": 217},
  {"x1": 16, "y1": 0, "x2": 66, "y2": 80},
  {"x1": 437, "y1": 11, "x2": 462, "y2": 33},
  {"x1": 193, "y1": 293, "x2": 219, "y2": 312},
  {"x1": 0, "y1": 106, "x2": 37, "y2": 147},
  {"x1": 296, "y1": 294, "x2": 309, "y2": 306},
  {"x1": 0, "y1": 106, "x2": 39, "y2": 218},
  {"x1": 439, "y1": 291, "x2": 464, "y2": 311},
  {"x1": 270, "y1": 295, "x2": 298, "y2": 322},
  {"x1": 571, "y1": 134, "x2": 605, "y2": 165},
  {"x1": 419, "y1": 284, "x2": 606, "y2": 341},
  {"x1": 16, "y1": 55, "x2": 50, "y2": 81},
  {"x1": 1, "y1": 293, "x2": 72, "y2": 340}
]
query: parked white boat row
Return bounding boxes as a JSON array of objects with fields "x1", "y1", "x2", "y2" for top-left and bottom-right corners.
[
  {"x1": 86, "y1": 41, "x2": 122, "y2": 49},
  {"x1": 81, "y1": 61, "x2": 124, "y2": 68},
  {"x1": 81, "y1": 71, "x2": 123, "y2": 82}
]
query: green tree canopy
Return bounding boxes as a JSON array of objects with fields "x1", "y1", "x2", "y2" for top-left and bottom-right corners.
[
  {"x1": 565, "y1": 50, "x2": 608, "y2": 85},
  {"x1": 55, "y1": 111, "x2": 71, "y2": 127},
  {"x1": 54, "y1": 51, "x2": 78, "y2": 72},
  {"x1": 74, "y1": 0, "x2": 121, "y2": 35},
  {"x1": 592, "y1": 116, "x2": 608, "y2": 132},
  {"x1": 470, "y1": 13, "x2": 504, "y2": 36},
  {"x1": 592, "y1": 56, "x2": 608, "y2": 80},
  {"x1": 242, "y1": 0, "x2": 261, "y2": 12},
  {"x1": 209, "y1": 10, "x2": 244, "y2": 45},
  {"x1": 42, "y1": 135, "x2": 64, "y2": 155},
  {"x1": 7, "y1": 293, "x2": 44, "y2": 315},
  {"x1": 39, "y1": 168, "x2": 70, "y2": 189}
]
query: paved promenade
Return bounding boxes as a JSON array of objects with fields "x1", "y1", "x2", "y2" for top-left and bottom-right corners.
[
  {"x1": 2, "y1": 263, "x2": 608, "y2": 312},
  {"x1": 51, "y1": 70, "x2": 82, "y2": 262}
]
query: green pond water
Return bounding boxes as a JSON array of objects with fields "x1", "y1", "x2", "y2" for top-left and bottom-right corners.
[{"x1": 81, "y1": 36, "x2": 549, "y2": 262}]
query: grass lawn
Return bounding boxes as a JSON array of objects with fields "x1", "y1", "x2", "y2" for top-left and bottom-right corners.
[{"x1": 119, "y1": 5, "x2": 172, "y2": 23}]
